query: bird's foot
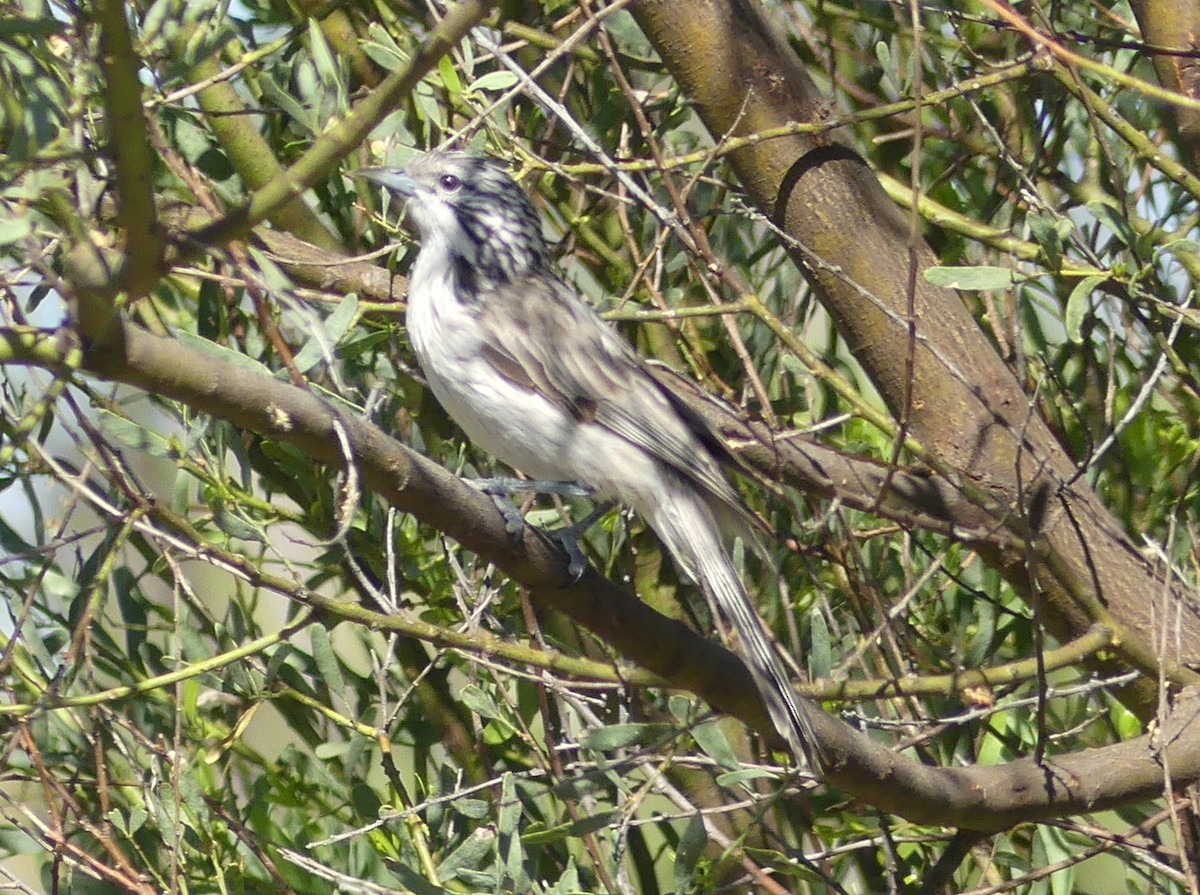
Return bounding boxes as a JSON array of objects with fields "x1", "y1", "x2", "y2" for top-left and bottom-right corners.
[
  {"x1": 483, "y1": 489, "x2": 528, "y2": 538},
  {"x1": 471, "y1": 477, "x2": 594, "y2": 498},
  {"x1": 470, "y1": 477, "x2": 592, "y2": 537},
  {"x1": 467, "y1": 478, "x2": 605, "y2": 581},
  {"x1": 550, "y1": 501, "x2": 615, "y2": 581}
]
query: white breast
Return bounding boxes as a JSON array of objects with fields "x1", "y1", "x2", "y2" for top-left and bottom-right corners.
[{"x1": 404, "y1": 251, "x2": 666, "y2": 511}]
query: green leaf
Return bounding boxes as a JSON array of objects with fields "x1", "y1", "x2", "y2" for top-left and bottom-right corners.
[
  {"x1": 780, "y1": 352, "x2": 810, "y2": 380},
  {"x1": 339, "y1": 326, "x2": 392, "y2": 356},
  {"x1": 673, "y1": 813, "x2": 708, "y2": 895},
  {"x1": 498, "y1": 773, "x2": 526, "y2": 887},
  {"x1": 451, "y1": 798, "x2": 491, "y2": 819},
  {"x1": 808, "y1": 606, "x2": 832, "y2": 680},
  {"x1": 962, "y1": 596, "x2": 996, "y2": 668},
  {"x1": 0, "y1": 512, "x2": 34, "y2": 555},
  {"x1": 1154, "y1": 238, "x2": 1200, "y2": 267},
  {"x1": 469, "y1": 71, "x2": 519, "y2": 94},
  {"x1": 1086, "y1": 199, "x2": 1135, "y2": 249},
  {"x1": 171, "y1": 465, "x2": 193, "y2": 514},
  {"x1": 126, "y1": 805, "x2": 148, "y2": 837},
  {"x1": 0, "y1": 214, "x2": 32, "y2": 245},
  {"x1": 306, "y1": 18, "x2": 342, "y2": 95},
  {"x1": 437, "y1": 54, "x2": 462, "y2": 95},
  {"x1": 323, "y1": 293, "x2": 360, "y2": 340},
  {"x1": 567, "y1": 811, "x2": 620, "y2": 836},
  {"x1": 1108, "y1": 698, "x2": 1141, "y2": 740},
  {"x1": 98, "y1": 410, "x2": 175, "y2": 457},
  {"x1": 310, "y1": 623, "x2": 346, "y2": 696},
  {"x1": 141, "y1": 0, "x2": 173, "y2": 42},
  {"x1": 668, "y1": 693, "x2": 695, "y2": 723},
  {"x1": 174, "y1": 330, "x2": 274, "y2": 376},
  {"x1": 292, "y1": 295, "x2": 359, "y2": 374},
  {"x1": 436, "y1": 826, "x2": 495, "y2": 880},
  {"x1": 874, "y1": 40, "x2": 901, "y2": 95},
  {"x1": 385, "y1": 861, "x2": 446, "y2": 895},
  {"x1": 361, "y1": 23, "x2": 407, "y2": 68},
  {"x1": 197, "y1": 278, "x2": 223, "y2": 339},
  {"x1": 106, "y1": 808, "x2": 127, "y2": 834},
  {"x1": 173, "y1": 112, "x2": 213, "y2": 167},
  {"x1": 716, "y1": 768, "x2": 778, "y2": 788},
  {"x1": 245, "y1": 244, "x2": 294, "y2": 295},
  {"x1": 875, "y1": 40, "x2": 891, "y2": 70},
  {"x1": 1065, "y1": 275, "x2": 1105, "y2": 343},
  {"x1": 578, "y1": 722, "x2": 673, "y2": 751},
  {"x1": 544, "y1": 858, "x2": 581, "y2": 895},
  {"x1": 264, "y1": 643, "x2": 296, "y2": 688},
  {"x1": 497, "y1": 772, "x2": 519, "y2": 837},
  {"x1": 455, "y1": 869, "x2": 499, "y2": 889},
  {"x1": 314, "y1": 741, "x2": 350, "y2": 760},
  {"x1": 520, "y1": 821, "x2": 571, "y2": 844},
  {"x1": 458, "y1": 684, "x2": 502, "y2": 720},
  {"x1": 691, "y1": 720, "x2": 740, "y2": 770},
  {"x1": 211, "y1": 499, "x2": 267, "y2": 543},
  {"x1": 1028, "y1": 213, "x2": 1063, "y2": 271},
  {"x1": 0, "y1": 828, "x2": 40, "y2": 856},
  {"x1": 5, "y1": 590, "x2": 53, "y2": 671},
  {"x1": 258, "y1": 72, "x2": 315, "y2": 133},
  {"x1": 114, "y1": 567, "x2": 147, "y2": 663},
  {"x1": 924, "y1": 265, "x2": 1016, "y2": 290},
  {"x1": 0, "y1": 15, "x2": 63, "y2": 37}
]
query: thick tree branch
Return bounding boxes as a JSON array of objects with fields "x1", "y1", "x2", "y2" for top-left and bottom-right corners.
[
  {"x1": 1128, "y1": 0, "x2": 1200, "y2": 171},
  {"x1": 59, "y1": 313, "x2": 793, "y2": 747},
  {"x1": 175, "y1": 36, "x2": 343, "y2": 252},
  {"x1": 95, "y1": 0, "x2": 164, "y2": 296},
  {"x1": 655, "y1": 367, "x2": 1021, "y2": 549},
  {"x1": 8, "y1": 313, "x2": 1200, "y2": 828},
  {"x1": 630, "y1": 0, "x2": 1200, "y2": 707}
]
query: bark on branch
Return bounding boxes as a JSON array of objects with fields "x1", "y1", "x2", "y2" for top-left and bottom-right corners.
[
  {"x1": 631, "y1": 0, "x2": 1200, "y2": 711},
  {"x1": 12, "y1": 305, "x2": 1199, "y2": 827}
]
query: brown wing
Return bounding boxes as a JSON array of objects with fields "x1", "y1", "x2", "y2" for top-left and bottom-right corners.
[{"x1": 476, "y1": 273, "x2": 749, "y2": 516}]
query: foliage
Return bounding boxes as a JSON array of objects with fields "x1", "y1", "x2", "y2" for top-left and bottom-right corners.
[{"x1": 0, "y1": 0, "x2": 1198, "y2": 893}]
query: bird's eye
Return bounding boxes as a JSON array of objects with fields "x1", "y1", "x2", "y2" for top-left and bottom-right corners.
[{"x1": 439, "y1": 173, "x2": 461, "y2": 191}]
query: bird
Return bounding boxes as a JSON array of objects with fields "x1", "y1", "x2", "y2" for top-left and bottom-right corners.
[{"x1": 357, "y1": 151, "x2": 824, "y2": 773}]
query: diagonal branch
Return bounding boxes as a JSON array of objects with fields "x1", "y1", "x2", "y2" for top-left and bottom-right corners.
[
  {"x1": 94, "y1": 0, "x2": 164, "y2": 296},
  {"x1": 630, "y1": 0, "x2": 1200, "y2": 709},
  {"x1": 7, "y1": 314, "x2": 1200, "y2": 828}
]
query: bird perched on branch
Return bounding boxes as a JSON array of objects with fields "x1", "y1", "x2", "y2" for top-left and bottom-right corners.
[{"x1": 358, "y1": 151, "x2": 823, "y2": 773}]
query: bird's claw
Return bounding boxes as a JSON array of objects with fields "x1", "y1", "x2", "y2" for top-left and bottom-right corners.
[
  {"x1": 549, "y1": 501, "x2": 615, "y2": 582},
  {"x1": 552, "y1": 527, "x2": 590, "y2": 582},
  {"x1": 467, "y1": 478, "x2": 606, "y2": 580},
  {"x1": 483, "y1": 491, "x2": 528, "y2": 539}
]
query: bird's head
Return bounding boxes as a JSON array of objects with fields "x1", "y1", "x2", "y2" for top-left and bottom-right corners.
[{"x1": 358, "y1": 151, "x2": 550, "y2": 288}]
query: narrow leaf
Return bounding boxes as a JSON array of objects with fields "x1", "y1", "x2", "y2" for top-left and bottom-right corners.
[
  {"x1": 310, "y1": 623, "x2": 346, "y2": 696},
  {"x1": 1065, "y1": 275, "x2": 1105, "y2": 343},
  {"x1": 691, "y1": 721, "x2": 740, "y2": 770},
  {"x1": 579, "y1": 722, "x2": 673, "y2": 751},
  {"x1": 673, "y1": 813, "x2": 708, "y2": 894},
  {"x1": 809, "y1": 606, "x2": 832, "y2": 679},
  {"x1": 924, "y1": 265, "x2": 1016, "y2": 290}
]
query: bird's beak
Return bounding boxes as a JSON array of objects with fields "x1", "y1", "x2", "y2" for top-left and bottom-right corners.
[{"x1": 355, "y1": 167, "x2": 417, "y2": 197}]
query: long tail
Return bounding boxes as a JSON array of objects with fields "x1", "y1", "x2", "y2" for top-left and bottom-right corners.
[{"x1": 650, "y1": 485, "x2": 824, "y2": 774}]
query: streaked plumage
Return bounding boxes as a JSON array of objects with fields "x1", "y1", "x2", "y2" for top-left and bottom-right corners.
[{"x1": 359, "y1": 151, "x2": 823, "y2": 773}]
